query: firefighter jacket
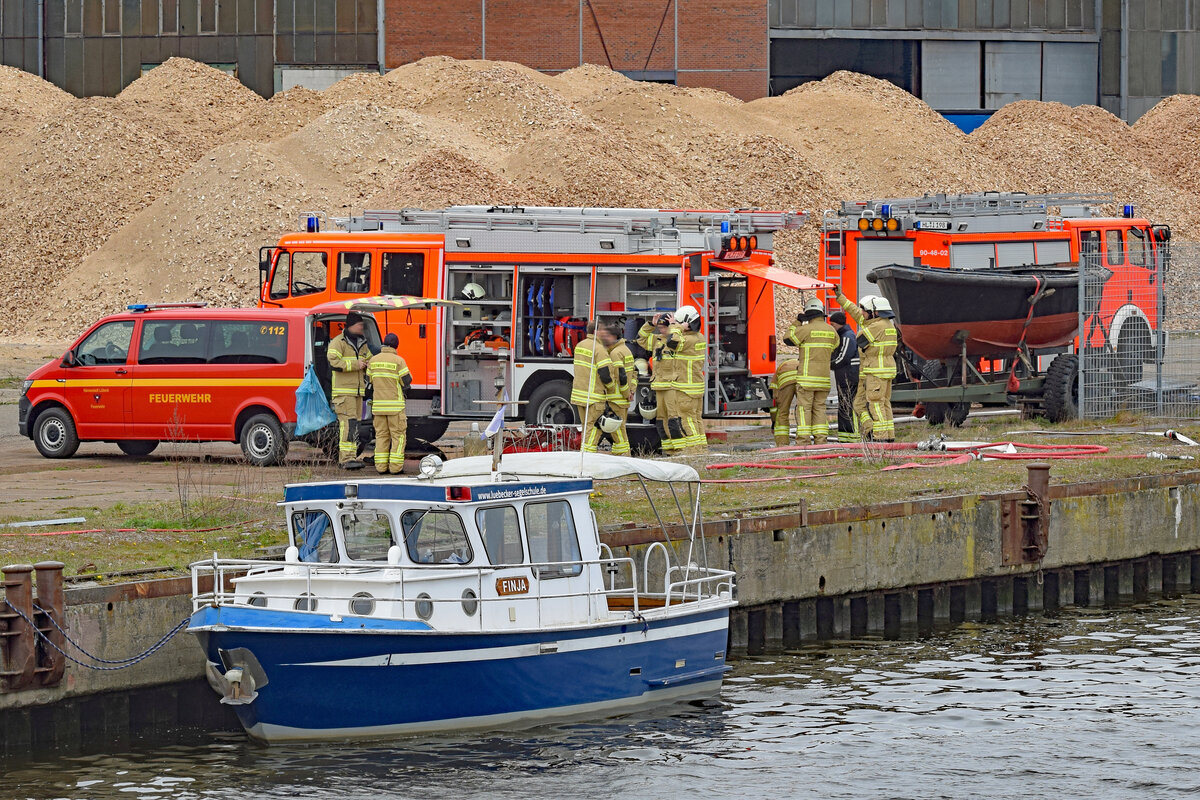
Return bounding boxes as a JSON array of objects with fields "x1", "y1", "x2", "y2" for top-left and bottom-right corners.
[
  {"x1": 607, "y1": 339, "x2": 636, "y2": 407},
  {"x1": 328, "y1": 333, "x2": 371, "y2": 399},
  {"x1": 638, "y1": 322, "x2": 676, "y2": 391},
  {"x1": 571, "y1": 335, "x2": 616, "y2": 406},
  {"x1": 667, "y1": 327, "x2": 706, "y2": 397},
  {"x1": 783, "y1": 318, "x2": 839, "y2": 390},
  {"x1": 366, "y1": 346, "x2": 412, "y2": 415},
  {"x1": 838, "y1": 295, "x2": 898, "y2": 378}
]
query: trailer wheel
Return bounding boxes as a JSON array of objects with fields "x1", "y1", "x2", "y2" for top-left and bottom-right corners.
[
  {"x1": 1043, "y1": 354, "x2": 1079, "y2": 422},
  {"x1": 240, "y1": 413, "x2": 289, "y2": 466},
  {"x1": 946, "y1": 402, "x2": 971, "y2": 427},
  {"x1": 525, "y1": 380, "x2": 577, "y2": 425},
  {"x1": 408, "y1": 417, "x2": 450, "y2": 444},
  {"x1": 117, "y1": 440, "x2": 158, "y2": 457},
  {"x1": 33, "y1": 407, "x2": 79, "y2": 459},
  {"x1": 925, "y1": 403, "x2": 947, "y2": 425}
]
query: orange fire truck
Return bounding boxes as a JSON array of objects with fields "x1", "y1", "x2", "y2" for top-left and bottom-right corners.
[
  {"x1": 258, "y1": 206, "x2": 822, "y2": 445},
  {"x1": 819, "y1": 192, "x2": 1172, "y2": 423}
]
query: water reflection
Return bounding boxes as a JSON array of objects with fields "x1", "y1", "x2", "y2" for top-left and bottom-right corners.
[{"x1": 8, "y1": 599, "x2": 1200, "y2": 799}]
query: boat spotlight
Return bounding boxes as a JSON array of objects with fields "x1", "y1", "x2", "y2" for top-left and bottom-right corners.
[{"x1": 419, "y1": 454, "x2": 444, "y2": 479}]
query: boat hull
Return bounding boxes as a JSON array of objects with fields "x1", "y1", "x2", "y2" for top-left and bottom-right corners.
[
  {"x1": 190, "y1": 604, "x2": 731, "y2": 743},
  {"x1": 867, "y1": 264, "x2": 1101, "y2": 360}
]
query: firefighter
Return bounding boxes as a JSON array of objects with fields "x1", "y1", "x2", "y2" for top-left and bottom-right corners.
[
  {"x1": 366, "y1": 332, "x2": 412, "y2": 475},
  {"x1": 829, "y1": 310, "x2": 860, "y2": 443},
  {"x1": 770, "y1": 358, "x2": 799, "y2": 446},
  {"x1": 598, "y1": 322, "x2": 634, "y2": 456},
  {"x1": 835, "y1": 288, "x2": 899, "y2": 442},
  {"x1": 571, "y1": 319, "x2": 618, "y2": 453},
  {"x1": 666, "y1": 305, "x2": 707, "y2": 452},
  {"x1": 638, "y1": 312, "x2": 677, "y2": 452},
  {"x1": 783, "y1": 299, "x2": 839, "y2": 444},
  {"x1": 328, "y1": 314, "x2": 372, "y2": 469}
]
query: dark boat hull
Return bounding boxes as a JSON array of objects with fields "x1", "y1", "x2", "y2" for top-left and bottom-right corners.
[{"x1": 867, "y1": 264, "x2": 1102, "y2": 361}]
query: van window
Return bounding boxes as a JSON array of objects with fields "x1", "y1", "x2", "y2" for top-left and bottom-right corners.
[
  {"x1": 210, "y1": 321, "x2": 288, "y2": 364},
  {"x1": 269, "y1": 251, "x2": 291, "y2": 300},
  {"x1": 138, "y1": 321, "x2": 209, "y2": 364},
  {"x1": 524, "y1": 500, "x2": 582, "y2": 577},
  {"x1": 291, "y1": 252, "x2": 327, "y2": 296},
  {"x1": 76, "y1": 320, "x2": 134, "y2": 366},
  {"x1": 382, "y1": 252, "x2": 425, "y2": 295},
  {"x1": 293, "y1": 510, "x2": 336, "y2": 563},
  {"x1": 476, "y1": 506, "x2": 524, "y2": 565},
  {"x1": 401, "y1": 510, "x2": 472, "y2": 564},
  {"x1": 1106, "y1": 230, "x2": 1124, "y2": 266},
  {"x1": 341, "y1": 510, "x2": 394, "y2": 562},
  {"x1": 336, "y1": 252, "x2": 372, "y2": 294}
]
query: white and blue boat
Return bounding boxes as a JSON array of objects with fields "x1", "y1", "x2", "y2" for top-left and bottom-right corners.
[{"x1": 188, "y1": 451, "x2": 736, "y2": 743}]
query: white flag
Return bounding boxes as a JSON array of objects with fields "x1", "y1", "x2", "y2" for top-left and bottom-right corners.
[{"x1": 485, "y1": 388, "x2": 509, "y2": 437}]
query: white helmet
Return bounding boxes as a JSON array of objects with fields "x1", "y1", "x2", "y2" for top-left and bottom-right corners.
[
  {"x1": 674, "y1": 305, "x2": 700, "y2": 326},
  {"x1": 634, "y1": 358, "x2": 650, "y2": 377},
  {"x1": 857, "y1": 294, "x2": 879, "y2": 313},
  {"x1": 637, "y1": 386, "x2": 657, "y2": 421},
  {"x1": 460, "y1": 282, "x2": 486, "y2": 301},
  {"x1": 872, "y1": 296, "x2": 894, "y2": 316},
  {"x1": 597, "y1": 408, "x2": 622, "y2": 434}
]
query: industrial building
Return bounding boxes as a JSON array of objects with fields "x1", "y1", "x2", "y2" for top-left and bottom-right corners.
[{"x1": 0, "y1": 1, "x2": 1195, "y2": 120}]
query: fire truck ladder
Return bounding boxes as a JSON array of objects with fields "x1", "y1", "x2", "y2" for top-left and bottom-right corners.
[{"x1": 832, "y1": 192, "x2": 1114, "y2": 222}]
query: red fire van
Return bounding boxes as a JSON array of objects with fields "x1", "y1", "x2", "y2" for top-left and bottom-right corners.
[{"x1": 18, "y1": 302, "x2": 382, "y2": 465}]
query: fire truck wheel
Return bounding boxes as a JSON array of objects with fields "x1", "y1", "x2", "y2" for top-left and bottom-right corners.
[
  {"x1": 240, "y1": 413, "x2": 289, "y2": 466},
  {"x1": 525, "y1": 380, "x2": 578, "y2": 426},
  {"x1": 117, "y1": 440, "x2": 159, "y2": 457},
  {"x1": 1043, "y1": 354, "x2": 1080, "y2": 423},
  {"x1": 33, "y1": 407, "x2": 80, "y2": 459},
  {"x1": 1115, "y1": 318, "x2": 1153, "y2": 384}
]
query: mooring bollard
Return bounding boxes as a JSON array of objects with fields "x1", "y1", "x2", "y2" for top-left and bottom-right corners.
[
  {"x1": 1, "y1": 563, "x2": 37, "y2": 691},
  {"x1": 35, "y1": 561, "x2": 67, "y2": 686}
]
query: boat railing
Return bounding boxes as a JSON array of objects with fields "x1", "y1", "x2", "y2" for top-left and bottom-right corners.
[{"x1": 191, "y1": 553, "x2": 730, "y2": 629}]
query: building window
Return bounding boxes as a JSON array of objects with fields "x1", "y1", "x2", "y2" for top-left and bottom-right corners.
[
  {"x1": 103, "y1": 0, "x2": 121, "y2": 34},
  {"x1": 66, "y1": 0, "x2": 83, "y2": 35},
  {"x1": 161, "y1": 0, "x2": 178, "y2": 35},
  {"x1": 199, "y1": 0, "x2": 218, "y2": 34}
]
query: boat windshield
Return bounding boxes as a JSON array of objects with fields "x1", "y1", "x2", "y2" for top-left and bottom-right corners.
[
  {"x1": 524, "y1": 500, "x2": 582, "y2": 578},
  {"x1": 401, "y1": 509, "x2": 472, "y2": 564},
  {"x1": 341, "y1": 510, "x2": 394, "y2": 562},
  {"x1": 293, "y1": 510, "x2": 335, "y2": 563},
  {"x1": 476, "y1": 506, "x2": 524, "y2": 566}
]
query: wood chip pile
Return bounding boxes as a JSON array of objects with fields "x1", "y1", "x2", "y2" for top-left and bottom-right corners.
[{"x1": 1, "y1": 57, "x2": 1199, "y2": 342}]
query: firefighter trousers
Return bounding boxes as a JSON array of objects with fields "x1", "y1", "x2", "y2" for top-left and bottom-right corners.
[
  {"x1": 666, "y1": 390, "x2": 705, "y2": 451},
  {"x1": 608, "y1": 403, "x2": 631, "y2": 456},
  {"x1": 653, "y1": 388, "x2": 675, "y2": 452},
  {"x1": 835, "y1": 367, "x2": 859, "y2": 442},
  {"x1": 373, "y1": 412, "x2": 407, "y2": 474},
  {"x1": 795, "y1": 386, "x2": 829, "y2": 442},
  {"x1": 853, "y1": 373, "x2": 894, "y2": 441},
  {"x1": 771, "y1": 360, "x2": 798, "y2": 446},
  {"x1": 576, "y1": 403, "x2": 608, "y2": 453},
  {"x1": 332, "y1": 395, "x2": 363, "y2": 464}
]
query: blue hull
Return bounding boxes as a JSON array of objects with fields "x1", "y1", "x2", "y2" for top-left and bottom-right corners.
[{"x1": 190, "y1": 605, "x2": 730, "y2": 742}]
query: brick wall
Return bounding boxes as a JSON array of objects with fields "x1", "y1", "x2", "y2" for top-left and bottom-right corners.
[{"x1": 383, "y1": 0, "x2": 768, "y2": 99}]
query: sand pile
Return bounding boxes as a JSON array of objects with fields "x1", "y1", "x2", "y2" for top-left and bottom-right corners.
[
  {"x1": 1133, "y1": 94, "x2": 1200, "y2": 193},
  {"x1": 0, "y1": 65, "x2": 72, "y2": 159},
  {"x1": 222, "y1": 87, "x2": 333, "y2": 143}
]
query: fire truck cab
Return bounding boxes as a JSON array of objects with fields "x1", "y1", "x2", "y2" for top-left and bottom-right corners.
[{"x1": 259, "y1": 206, "x2": 818, "y2": 445}]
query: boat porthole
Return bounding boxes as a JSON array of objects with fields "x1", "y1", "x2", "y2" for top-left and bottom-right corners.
[
  {"x1": 416, "y1": 593, "x2": 434, "y2": 621},
  {"x1": 294, "y1": 593, "x2": 317, "y2": 612},
  {"x1": 350, "y1": 592, "x2": 375, "y2": 616},
  {"x1": 247, "y1": 592, "x2": 267, "y2": 608},
  {"x1": 461, "y1": 588, "x2": 478, "y2": 616}
]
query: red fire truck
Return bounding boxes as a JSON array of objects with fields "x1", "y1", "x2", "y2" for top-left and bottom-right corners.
[
  {"x1": 818, "y1": 192, "x2": 1172, "y2": 423},
  {"x1": 258, "y1": 206, "x2": 824, "y2": 445}
]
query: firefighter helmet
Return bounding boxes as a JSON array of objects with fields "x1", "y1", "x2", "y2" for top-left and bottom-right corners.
[
  {"x1": 460, "y1": 282, "x2": 486, "y2": 301},
  {"x1": 872, "y1": 296, "x2": 895, "y2": 317},
  {"x1": 857, "y1": 294, "x2": 880, "y2": 313},
  {"x1": 596, "y1": 408, "x2": 622, "y2": 434},
  {"x1": 674, "y1": 305, "x2": 700, "y2": 329},
  {"x1": 803, "y1": 299, "x2": 827, "y2": 317},
  {"x1": 637, "y1": 386, "x2": 657, "y2": 422}
]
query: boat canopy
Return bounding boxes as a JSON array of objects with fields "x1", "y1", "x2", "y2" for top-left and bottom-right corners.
[{"x1": 436, "y1": 452, "x2": 700, "y2": 483}]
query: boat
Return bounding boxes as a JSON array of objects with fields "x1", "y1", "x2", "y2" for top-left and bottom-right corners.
[
  {"x1": 188, "y1": 451, "x2": 736, "y2": 743},
  {"x1": 867, "y1": 263, "x2": 1110, "y2": 360}
]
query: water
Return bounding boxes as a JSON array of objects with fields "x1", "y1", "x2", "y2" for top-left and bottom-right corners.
[{"x1": 8, "y1": 598, "x2": 1200, "y2": 799}]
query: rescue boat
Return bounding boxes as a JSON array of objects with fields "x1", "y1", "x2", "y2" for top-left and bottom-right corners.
[
  {"x1": 867, "y1": 263, "x2": 1110, "y2": 360},
  {"x1": 188, "y1": 452, "x2": 735, "y2": 743}
]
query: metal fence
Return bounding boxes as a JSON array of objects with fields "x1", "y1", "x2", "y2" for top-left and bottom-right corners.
[{"x1": 1077, "y1": 242, "x2": 1200, "y2": 420}]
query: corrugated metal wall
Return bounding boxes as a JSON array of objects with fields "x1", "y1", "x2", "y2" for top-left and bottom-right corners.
[{"x1": 0, "y1": 0, "x2": 378, "y2": 98}]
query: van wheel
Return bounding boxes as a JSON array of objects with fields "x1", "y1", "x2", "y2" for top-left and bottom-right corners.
[
  {"x1": 117, "y1": 440, "x2": 158, "y2": 457},
  {"x1": 33, "y1": 408, "x2": 80, "y2": 459},
  {"x1": 525, "y1": 380, "x2": 577, "y2": 425},
  {"x1": 240, "y1": 413, "x2": 288, "y2": 466}
]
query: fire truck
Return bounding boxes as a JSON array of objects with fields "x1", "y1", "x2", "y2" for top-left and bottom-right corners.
[
  {"x1": 258, "y1": 206, "x2": 821, "y2": 445},
  {"x1": 819, "y1": 192, "x2": 1172, "y2": 423}
]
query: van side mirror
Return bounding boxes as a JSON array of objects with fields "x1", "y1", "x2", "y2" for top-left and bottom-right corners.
[{"x1": 62, "y1": 349, "x2": 77, "y2": 367}]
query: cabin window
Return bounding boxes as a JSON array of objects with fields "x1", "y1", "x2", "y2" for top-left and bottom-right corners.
[
  {"x1": 1105, "y1": 230, "x2": 1124, "y2": 266},
  {"x1": 341, "y1": 510, "x2": 394, "y2": 562},
  {"x1": 292, "y1": 510, "x2": 336, "y2": 563},
  {"x1": 336, "y1": 252, "x2": 372, "y2": 294},
  {"x1": 291, "y1": 252, "x2": 327, "y2": 296},
  {"x1": 137, "y1": 321, "x2": 210, "y2": 365},
  {"x1": 75, "y1": 320, "x2": 134, "y2": 366},
  {"x1": 1080, "y1": 230, "x2": 1102, "y2": 269},
  {"x1": 382, "y1": 252, "x2": 425, "y2": 295},
  {"x1": 209, "y1": 321, "x2": 288, "y2": 364},
  {"x1": 401, "y1": 510, "x2": 472, "y2": 564},
  {"x1": 1128, "y1": 228, "x2": 1148, "y2": 267},
  {"x1": 524, "y1": 500, "x2": 582, "y2": 578},
  {"x1": 269, "y1": 251, "x2": 291, "y2": 300},
  {"x1": 476, "y1": 506, "x2": 524, "y2": 566}
]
